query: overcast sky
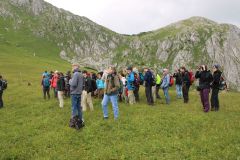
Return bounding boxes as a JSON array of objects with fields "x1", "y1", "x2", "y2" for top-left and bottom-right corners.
[{"x1": 44, "y1": 0, "x2": 240, "y2": 34}]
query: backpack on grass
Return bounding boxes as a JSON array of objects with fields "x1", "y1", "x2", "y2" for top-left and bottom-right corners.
[{"x1": 69, "y1": 116, "x2": 85, "y2": 130}]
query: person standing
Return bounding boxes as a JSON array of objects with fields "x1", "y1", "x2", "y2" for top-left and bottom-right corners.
[
  {"x1": 57, "y1": 72, "x2": 65, "y2": 108},
  {"x1": 82, "y1": 71, "x2": 94, "y2": 111},
  {"x1": 0, "y1": 75, "x2": 7, "y2": 108},
  {"x1": 41, "y1": 75, "x2": 51, "y2": 100},
  {"x1": 51, "y1": 71, "x2": 59, "y2": 98},
  {"x1": 150, "y1": 69, "x2": 157, "y2": 103},
  {"x1": 64, "y1": 71, "x2": 71, "y2": 98},
  {"x1": 119, "y1": 73, "x2": 128, "y2": 103},
  {"x1": 195, "y1": 65, "x2": 213, "y2": 112},
  {"x1": 144, "y1": 67, "x2": 154, "y2": 106},
  {"x1": 96, "y1": 73, "x2": 105, "y2": 99},
  {"x1": 173, "y1": 69, "x2": 182, "y2": 99},
  {"x1": 211, "y1": 65, "x2": 222, "y2": 111},
  {"x1": 180, "y1": 67, "x2": 190, "y2": 103},
  {"x1": 102, "y1": 67, "x2": 120, "y2": 120},
  {"x1": 126, "y1": 67, "x2": 136, "y2": 105},
  {"x1": 133, "y1": 68, "x2": 140, "y2": 102},
  {"x1": 161, "y1": 69, "x2": 170, "y2": 104},
  {"x1": 69, "y1": 64, "x2": 84, "y2": 124},
  {"x1": 156, "y1": 73, "x2": 162, "y2": 99}
]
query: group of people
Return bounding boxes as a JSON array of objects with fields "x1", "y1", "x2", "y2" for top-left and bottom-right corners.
[
  {"x1": 0, "y1": 63, "x2": 225, "y2": 130},
  {"x1": 39, "y1": 63, "x2": 225, "y2": 130}
]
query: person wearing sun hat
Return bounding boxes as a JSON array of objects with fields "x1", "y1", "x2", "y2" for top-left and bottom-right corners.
[{"x1": 211, "y1": 64, "x2": 222, "y2": 111}]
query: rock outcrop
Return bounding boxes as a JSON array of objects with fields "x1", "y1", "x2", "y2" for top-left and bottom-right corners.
[{"x1": 1, "y1": 1, "x2": 240, "y2": 90}]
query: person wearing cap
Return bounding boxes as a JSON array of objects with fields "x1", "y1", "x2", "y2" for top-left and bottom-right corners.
[
  {"x1": 81, "y1": 70, "x2": 94, "y2": 111},
  {"x1": 211, "y1": 64, "x2": 222, "y2": 111},
  {"x1": 161, "y1": 69, "x2": 170, "y2": 104},
  {"x1": 126, "y1": 66, "x2": 136, "y2": 105},
  {"x1": 69, "y1": 64, "x2": 84, "y2": 123},
  {"x1": 144, "y1": 67, "x2": 154, "y2": 106},
  {"x1": 102, "y1": 67, "x2": 120, "y2": 120}
]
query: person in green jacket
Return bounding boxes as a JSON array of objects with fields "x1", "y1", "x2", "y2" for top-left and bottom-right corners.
[{"x1": 156, "y1": 73, "x2": 162, "y2": 99}]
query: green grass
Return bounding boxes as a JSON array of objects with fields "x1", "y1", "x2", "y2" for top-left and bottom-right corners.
[{"x1": 1, "y1": 52, "x2": 240, "y2": 159}]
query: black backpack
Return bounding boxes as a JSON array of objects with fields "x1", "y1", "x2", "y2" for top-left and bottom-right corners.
[
  {"x1": 69, "y1": 116, "x2": 85, "y2": 130},
  {"x1": 219, "y1": 74, "x2": 227, "y2": 90},
  {"x1": 0, "y1": 80, "x2": 7, "y2": 91},
  {"x1": 91, "y1": 79, "x2": 97, "y2": 92},
  {"x1": 150, "y1": 73, "x2": 156, "y2": 86}
]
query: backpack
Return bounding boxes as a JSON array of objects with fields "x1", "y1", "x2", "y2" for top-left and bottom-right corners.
[
  {"x1": 139, "y1": 72, "x2": 144, "y2": 85},
  {"x1": 91, "y1": 79, "x2": 97, "y2": 92},
  {"x1": 133, "y1": 73, "x2": 140, "y2": 87},
  {"x1": 69, "y1": 116, "x2": 85, "y2": 130},
  {"x1": 219, "y1": 74, "x2": 227, "y2": 90},
  {"x1": 0, "y1": 80, "x2": 8, "y2": 91},
  {"x1": 169, "y1": 76, "x2": 174, "y2": 87},
  {"x1": 150, "y1": 72, "x2": 156, "y2": 86},
  {"x1": 43, "y1": 77, "x2": 50, "y2": 87},
  {"x1": 188, "y1": 71, "x2": 195, "y2": 85}
]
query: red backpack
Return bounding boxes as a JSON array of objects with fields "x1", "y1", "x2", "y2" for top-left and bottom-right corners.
[
  {"x1": 169, "y1": 76, "x2": 174, "y2": 87},
  {"x1": 188, "y1": 71, "x2": 195, "y2": 85}
]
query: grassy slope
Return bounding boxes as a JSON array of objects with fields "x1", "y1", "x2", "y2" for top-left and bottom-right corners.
[{"x1": 0, "y1": 18, "x2": 240, "y2": 160}]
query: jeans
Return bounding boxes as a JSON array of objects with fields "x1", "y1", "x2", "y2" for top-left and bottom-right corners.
[
  {"x1": 145, "y1": 85, "x2": 153, "y2": 105},
  {"x1": 182, "y1": 84, "x2": 189, "y2": 103},
  {"x1": 102, "y1": 94, "x2": 119, "y2": 119},
  {"x1": 71, "y1": 94, "x2": 83, "y2": 120},
  {"x1": 0, "y1": 92, "x2": 3, "y2": 108},
  {"x1": 163, "y1": 87, "x2": 170, "y2": 104},
  {"x1": 211, "y1": 88, "x2": 219, "y2": 111},
  {"x1": 176, "y1": 84, "x2": 182, "y2": 99},
  {"x1": 200, "y1": 88, "x2": 210, "y2": 112}
]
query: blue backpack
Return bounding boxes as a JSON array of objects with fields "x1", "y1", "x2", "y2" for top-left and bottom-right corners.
[
  {"x1": 139, "y1": 72, "x2": 144, "y2": 85},
  {"x1": 43, "y1": 77, "x2": 50, "y2": 87}
]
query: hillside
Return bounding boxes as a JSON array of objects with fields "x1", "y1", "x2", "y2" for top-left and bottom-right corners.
[{"x1": 0, "y1": 0, "x2": 240, "y2": 90}]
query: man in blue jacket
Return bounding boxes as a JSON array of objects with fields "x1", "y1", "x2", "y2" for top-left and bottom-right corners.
[{"x1": 126, "y1": 66, "x2": 136, "y2": 105}]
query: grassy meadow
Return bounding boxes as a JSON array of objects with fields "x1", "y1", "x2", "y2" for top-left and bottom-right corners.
[{"x1": 0, "y1": 32, "x2": 240, "y2": 159}]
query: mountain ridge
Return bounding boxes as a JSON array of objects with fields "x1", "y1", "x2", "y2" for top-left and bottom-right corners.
[{"x1": 1, "y1": 0, "x2": 240, "y2": 90}]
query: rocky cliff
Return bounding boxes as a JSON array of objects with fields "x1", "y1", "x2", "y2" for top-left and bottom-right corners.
[{"x1": 1, "y1": 0, "x2": 240, "y2": 90}]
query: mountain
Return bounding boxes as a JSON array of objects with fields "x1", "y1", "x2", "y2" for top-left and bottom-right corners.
[{"x1": 1, "y1": 0, "x2": 240, "y2": 91}]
